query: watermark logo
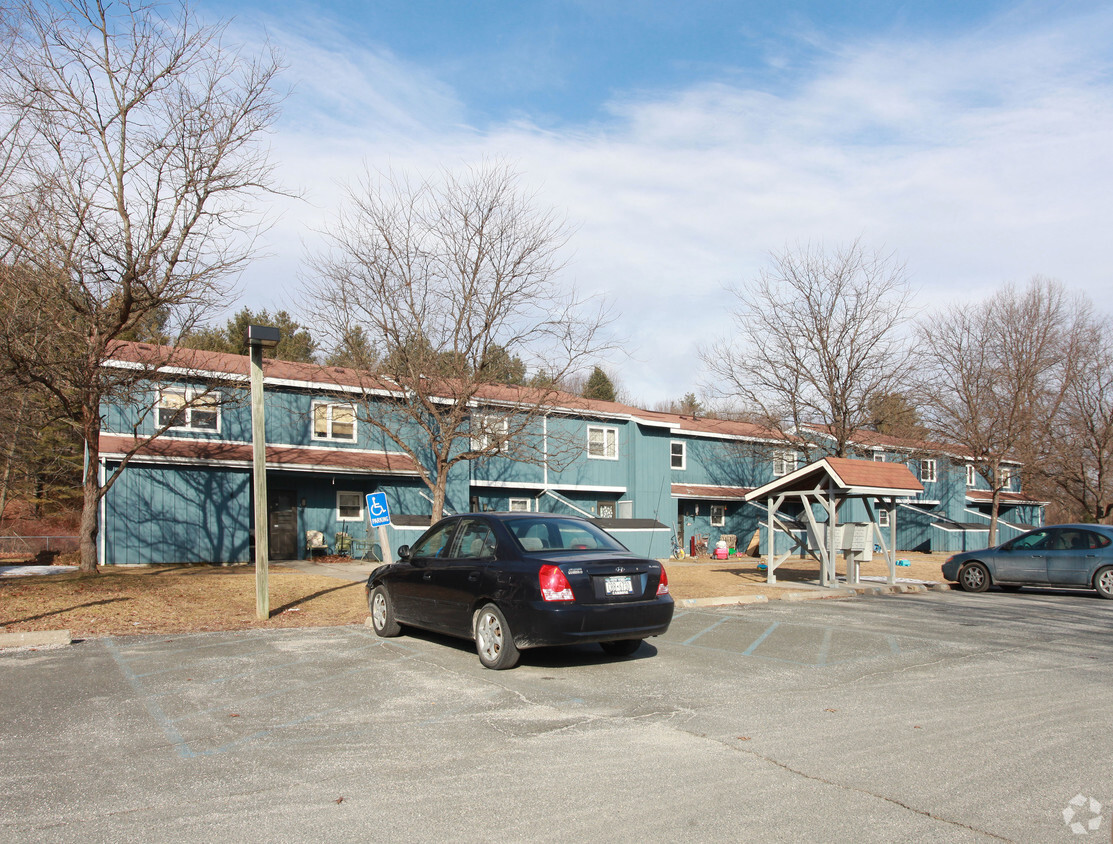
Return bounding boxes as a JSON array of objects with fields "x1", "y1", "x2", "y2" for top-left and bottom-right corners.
[{"x1": 1062, "y1": 794, "x2": 1103, "y2": 835}]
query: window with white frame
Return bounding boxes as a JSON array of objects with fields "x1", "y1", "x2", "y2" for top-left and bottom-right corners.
[
  {"x1": 966, "y1": 463, "x2": 976, "y2": 486},
  {"x1": 710, "y1": 504, "x2": 726, "y2": 527},
  {"x1": 157, "y1": 388, "x2": 220, "y2": 432},
  {"x1": 313, "y1": 402, "x2": 356, "y2": 441},
  {"x1": 877, "y1": 507, "x2": 890, "y2": 527},
  {"x1": 920, "y1": 458, "x2": 937, "y2": 483},
  {"x1": 999, "y1": 467, "x2": 1012, "y2": 489},
  {"x1": 873, "y1": 451, "x2": 886, "y2": 462},
  {"x1": 670, "y1": 441, "x2": 686, "y2": 470},
  {"x1": 508, "y1": 498, "x2": 531, "y2": 512},
  {"x1": 471, "y1": 413, "x2": 509, "y2": 452},
  {"x1": 772, "y1": 451, "x2": 797, "y2": 477},
  {"x1": 587, "y1": 426, "x2": 618, "y2": 460},
  {"x1": 336, "y1": 491, "x2": 362, "y2": 521}
]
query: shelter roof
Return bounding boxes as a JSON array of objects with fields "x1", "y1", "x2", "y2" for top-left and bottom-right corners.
[
  {"x1": 672, "y1": 484, "x2": 752, "y2": 500},
  {"x1": 743, "y1": 456, "x2": 924, "y2": 501},
  {"x1": 965, "y1": 489, "x2": 1049, "y2": 506}
]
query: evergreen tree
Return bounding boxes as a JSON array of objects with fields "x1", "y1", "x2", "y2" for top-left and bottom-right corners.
[{"x1": 583, "y1": 367, "x2": 617, "y2": 402}]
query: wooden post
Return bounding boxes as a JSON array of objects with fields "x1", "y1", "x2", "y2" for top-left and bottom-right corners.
[{"x1": 250, "y1": 342, "x2": 269, "y2": 620}]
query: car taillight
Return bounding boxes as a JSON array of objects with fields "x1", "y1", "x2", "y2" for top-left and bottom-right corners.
[
  {"x1": 540, "y1": 564, "x2": 574, "y2": 602},
  {"x1": 657, "y1": 565, "x2": 669, "y2": 596}
]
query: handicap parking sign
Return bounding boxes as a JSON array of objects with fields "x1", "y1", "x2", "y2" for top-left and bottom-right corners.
[{"x1": 366, "y1": 492, "x2": 391, "y2": 527}]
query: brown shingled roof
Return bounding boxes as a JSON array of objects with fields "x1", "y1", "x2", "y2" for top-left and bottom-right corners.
[
  {"x1": 99, "y1": 434, "x2": 420, "y2": 475},
  {"x1": 672, "y1": 484, "x2": 752, "y2": 500}
]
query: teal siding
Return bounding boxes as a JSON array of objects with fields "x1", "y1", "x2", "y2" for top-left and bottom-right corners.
[{"x1": 103, "y1": 463, "x2": 251, "y2": 565}]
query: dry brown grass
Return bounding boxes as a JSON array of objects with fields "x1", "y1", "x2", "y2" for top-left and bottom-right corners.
[
  {"x1": 0, "y1": 565, "x2": 367, "y2": 637},
  {"x1": 0, "y1": 553, "x2": 951, "y2": 639}
]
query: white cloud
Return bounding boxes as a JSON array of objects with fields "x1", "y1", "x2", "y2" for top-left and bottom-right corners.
[{"x1": 234, "y1": 5, "x2": 1113, "y2": 405}]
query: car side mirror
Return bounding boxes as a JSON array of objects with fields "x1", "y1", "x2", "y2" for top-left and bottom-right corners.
[{"x1": 398, "y1": 545, "x2": 411, "y2": 562}]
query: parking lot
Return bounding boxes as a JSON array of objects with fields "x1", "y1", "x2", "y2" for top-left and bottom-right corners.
[{"x1": 1, "y1": 587, "x2": 1110, "y2": 843}]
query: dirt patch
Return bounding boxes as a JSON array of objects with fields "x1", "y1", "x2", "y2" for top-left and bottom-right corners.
[{"x1": 0, "y1": 565, "x2": 367, "y2": 637}]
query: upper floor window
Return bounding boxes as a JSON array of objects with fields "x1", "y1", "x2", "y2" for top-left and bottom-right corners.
[
  {"x1": 313, "y1": 402, "x2": 356, "y2": 441},
  {"x1": 772, "y1": 451, "x2": 797, "y2": 477},
  {"x1": 587, "y1": 425, "x2": 618, "y2": 460},
  {"x1": 999, "y1": 467, "x2": 1012, "y2": 489},
  {"x1": 920, "y1": 458, "x2": 937, "y2": 483},
  {"x1": 966, "y1": 464, "x2": 976, "y2": 486},
  {"x1": 157, "y1": 388, "x2": 220, "y2": 432},
  {"x1": 873, "y1": 452, "x2": 885, "y2": 462},
  {"x1": 670, "y1": 441, "x2": 686, "y2": 470},
  {"x1": 471, "y1": 414, "x2": 508, "y2": 452}
]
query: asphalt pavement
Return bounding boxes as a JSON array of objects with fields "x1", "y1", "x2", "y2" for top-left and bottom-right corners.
[{"x1": 1, "y1": 587, "x2": 1110, "y2": 843}]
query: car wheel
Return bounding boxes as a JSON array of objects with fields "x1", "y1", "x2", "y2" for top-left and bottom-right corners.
[
  {"x1": 474, "y1": 604, "x2": 519, "y2": 670},
  {"x1": 957, "y1": 562, "x2": 990, "y2": 593},
  {"x1": 599, "y1": 639, "x2": 642, "y2": 657},
  {"x1": 1093, "y1": 566, "x2": 1113, "y2": 600},
  {"x1": 369, "y1": 586, "x2": 402, "y2": 637}
]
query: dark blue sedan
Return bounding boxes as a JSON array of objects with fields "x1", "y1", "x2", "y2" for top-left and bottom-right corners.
[
  {"x1": 941, "y1": 524, "x2": 1113, "y2": 598},
  {"x1": 366, "y1": 513, "x2": 674, "y2": 669}
]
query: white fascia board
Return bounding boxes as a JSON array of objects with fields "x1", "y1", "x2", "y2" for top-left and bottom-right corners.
[
  {"x1": 470, "y1": 479, "x2": 627, "y2": 493},
  {"x1": 101, "y1": 452, "x2": 420, "y2": 475},
  {"x1": 107, "y1": 433, "x2": 404, "y2": 461}
]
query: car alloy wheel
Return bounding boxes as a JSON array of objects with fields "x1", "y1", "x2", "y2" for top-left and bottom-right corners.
[
  {"x1": 369, "y1": 586, "x2": 401, "y2": 637},
  {"x1": 474, "y1": 604, "x2": 519, "y2": 670},
  {"x1": 958, "y1": 562, "x2": 990, "y2": 593},
  {"x1": 1094, "y1": 566, "x2": 1113, "y2": 600}
]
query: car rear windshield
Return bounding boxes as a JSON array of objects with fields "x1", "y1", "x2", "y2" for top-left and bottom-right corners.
[{"x1": 507, "y1": 518, "x2": 628, "y2": 553}]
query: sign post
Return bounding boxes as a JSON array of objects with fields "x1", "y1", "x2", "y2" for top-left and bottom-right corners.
[{"x1": 365, "y1": 492, "x2": 393, "y2": 565}]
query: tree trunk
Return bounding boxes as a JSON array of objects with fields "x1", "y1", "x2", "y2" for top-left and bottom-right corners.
[
  {"x1": 431, "y1": 474, "x2": 447, "y2": 522},
  {"x1": 988, "y1": 489, "x2": 1001, "y2": 547},
  {"x1": 78, "y1": 409, "x2": 101, "y2": 573}
]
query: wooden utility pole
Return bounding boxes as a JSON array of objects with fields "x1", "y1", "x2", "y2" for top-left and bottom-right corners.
[{"x1": 247, "y1": 325, "x2": 280, "y2": 620}]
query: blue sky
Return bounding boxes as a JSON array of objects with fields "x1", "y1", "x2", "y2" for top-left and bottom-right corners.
[{"x1": 201, "y1": 0, "x2": 1113, "y2": 405}]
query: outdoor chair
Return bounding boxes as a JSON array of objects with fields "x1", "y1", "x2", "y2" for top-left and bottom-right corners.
[
  {"x1": 334, "y1": 532, "x2": 353, "y2": 557},
  {"x1": 305, "y1": 530, "x2": 329, "y2": 557}
]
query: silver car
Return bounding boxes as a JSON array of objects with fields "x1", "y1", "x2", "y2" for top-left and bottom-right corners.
[{"x1": 942, "y1": 524, "x2": 1113, "y2": 598}]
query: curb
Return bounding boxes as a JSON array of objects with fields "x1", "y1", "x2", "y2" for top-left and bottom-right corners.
[
  {"x1": 675, "y1": 581, "x2": 949, "y2": 609},
  {"x1": 0, "y1": 629, "x2": 72, "y2": 650}
]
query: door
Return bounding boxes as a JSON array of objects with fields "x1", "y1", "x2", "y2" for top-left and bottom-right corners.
[
  {"x1": 430, "y1": 518, "x2": 498, "y2": 634},
  {"x1": 1046, "y1": 528, "x2": 1104, "y2": 586},
  {"x1": 993, "y1": 528, "x2": 1051, "y2": 584},
  {"x1": 267, "y1": 488, "x2": 298, "y2": 560}
]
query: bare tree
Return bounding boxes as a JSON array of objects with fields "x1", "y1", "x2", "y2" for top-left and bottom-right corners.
[
  {"x1": 703, "y1": 240, "x2": 915, "y2": 457},
  {"x1": 1039, "y1": 314, "x2": 1113, "y2": 524},
  {"x1": 304, "y1": 163, "x2": 613, "y2": 521},
  {"x1": 918, "y1": 277, "x2": 1087, "y2": 543},
  {"x1": 0, "y1": 0, "x2": 283, "y2": 571}
]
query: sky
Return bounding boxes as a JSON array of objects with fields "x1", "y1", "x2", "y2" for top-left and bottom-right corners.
[{"x1": 197, "y1": 0, "x2": 1113, "y2": 406}]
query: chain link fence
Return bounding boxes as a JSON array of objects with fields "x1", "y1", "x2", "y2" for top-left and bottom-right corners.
[{"x1": 0, "y1": 535, "x2": 80, "y2": 560}]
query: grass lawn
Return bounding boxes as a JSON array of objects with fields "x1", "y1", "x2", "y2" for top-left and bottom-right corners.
[
  {"x1": 0, "y1": 565, "x2": 367, "y2": 637},
  {"x1": 0, "y1": 553, "x2": 950, "y2": 639}
]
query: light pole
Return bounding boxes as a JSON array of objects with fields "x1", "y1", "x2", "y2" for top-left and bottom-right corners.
[{"x1": 247, "y1": 324, "x2": 280, "y2": 620}]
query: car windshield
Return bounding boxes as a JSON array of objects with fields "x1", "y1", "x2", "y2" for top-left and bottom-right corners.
[{"x1": 507, "y1": 517, "x2": 628, "y2": 553}]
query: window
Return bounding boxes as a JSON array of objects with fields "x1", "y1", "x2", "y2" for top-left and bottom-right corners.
[
  {"x1": 508, "y1": 498, "x2": 531, "y2": 512},
  {"x1": 773, "y1": 451, "x2": 797, "y2": 477},
  {"x1": 409, "y1": 520, "x2": 456, "y2": 559},
  {"x1": 157, "y1": 388, "x2": 220, "y2": 432},
  {"x1": 313, "y1": 402, "x2": 356, "y2": 441},
  {"x1": 336, "y1": 491, "x2": 363, "y2": 521},
  {"x1": 966, "y1": 464, "x2": 976, "y2": 487},
  {"x1": 587, "y1": 426, "x2": 618, "y2": 460},
  {"x1": 597, "y1": 501, "x2": 616, "y2": 519},
  {"x1": 450, "y1": 519, "x2": 497, "y2": 560},
  {"x1": 878, "y1": 508, "x2": 890, "y2": 527},
  {"x1": 471, "y1": 414, "x2": 509, "y2": 452},
  {"x1": 670, "y1": 441, "x2": 686, "y2": 470},
  {"x1": 920, "y1": 458, "x2": 937, "y2": 483},
  {"x1": 999, "y1": 467, "x2": 1012, "y2": 489},
  {"x1": 873, "y1": 452, "x2": 885, "y2": 462},
  {"x1": 710, "y1": 505, "x2": 725, "y2": 527}
]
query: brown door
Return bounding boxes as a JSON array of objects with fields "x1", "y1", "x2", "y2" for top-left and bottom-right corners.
[{"x1": 268, "y1": 488, "x2": 298, "y2": 560}]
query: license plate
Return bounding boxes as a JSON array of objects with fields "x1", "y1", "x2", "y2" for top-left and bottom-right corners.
[{"x1": 605, "y1": 575, "x2": 633, "y2": 596}]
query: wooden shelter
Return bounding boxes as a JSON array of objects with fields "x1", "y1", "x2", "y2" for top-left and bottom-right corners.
[{"x1": 743, "y1": 457, "x2": 924, "y2": 587}]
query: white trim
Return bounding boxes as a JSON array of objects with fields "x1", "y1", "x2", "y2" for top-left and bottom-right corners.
[
  {"x1": 312, "y1": 401, "x2": 357, "y2": 442},
  {"x1": 470, "y1": 479, "x2": 627, "y2": 493},
  {"x1": 100, "y1": 452, "x2": 419, "y2": 476}
]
